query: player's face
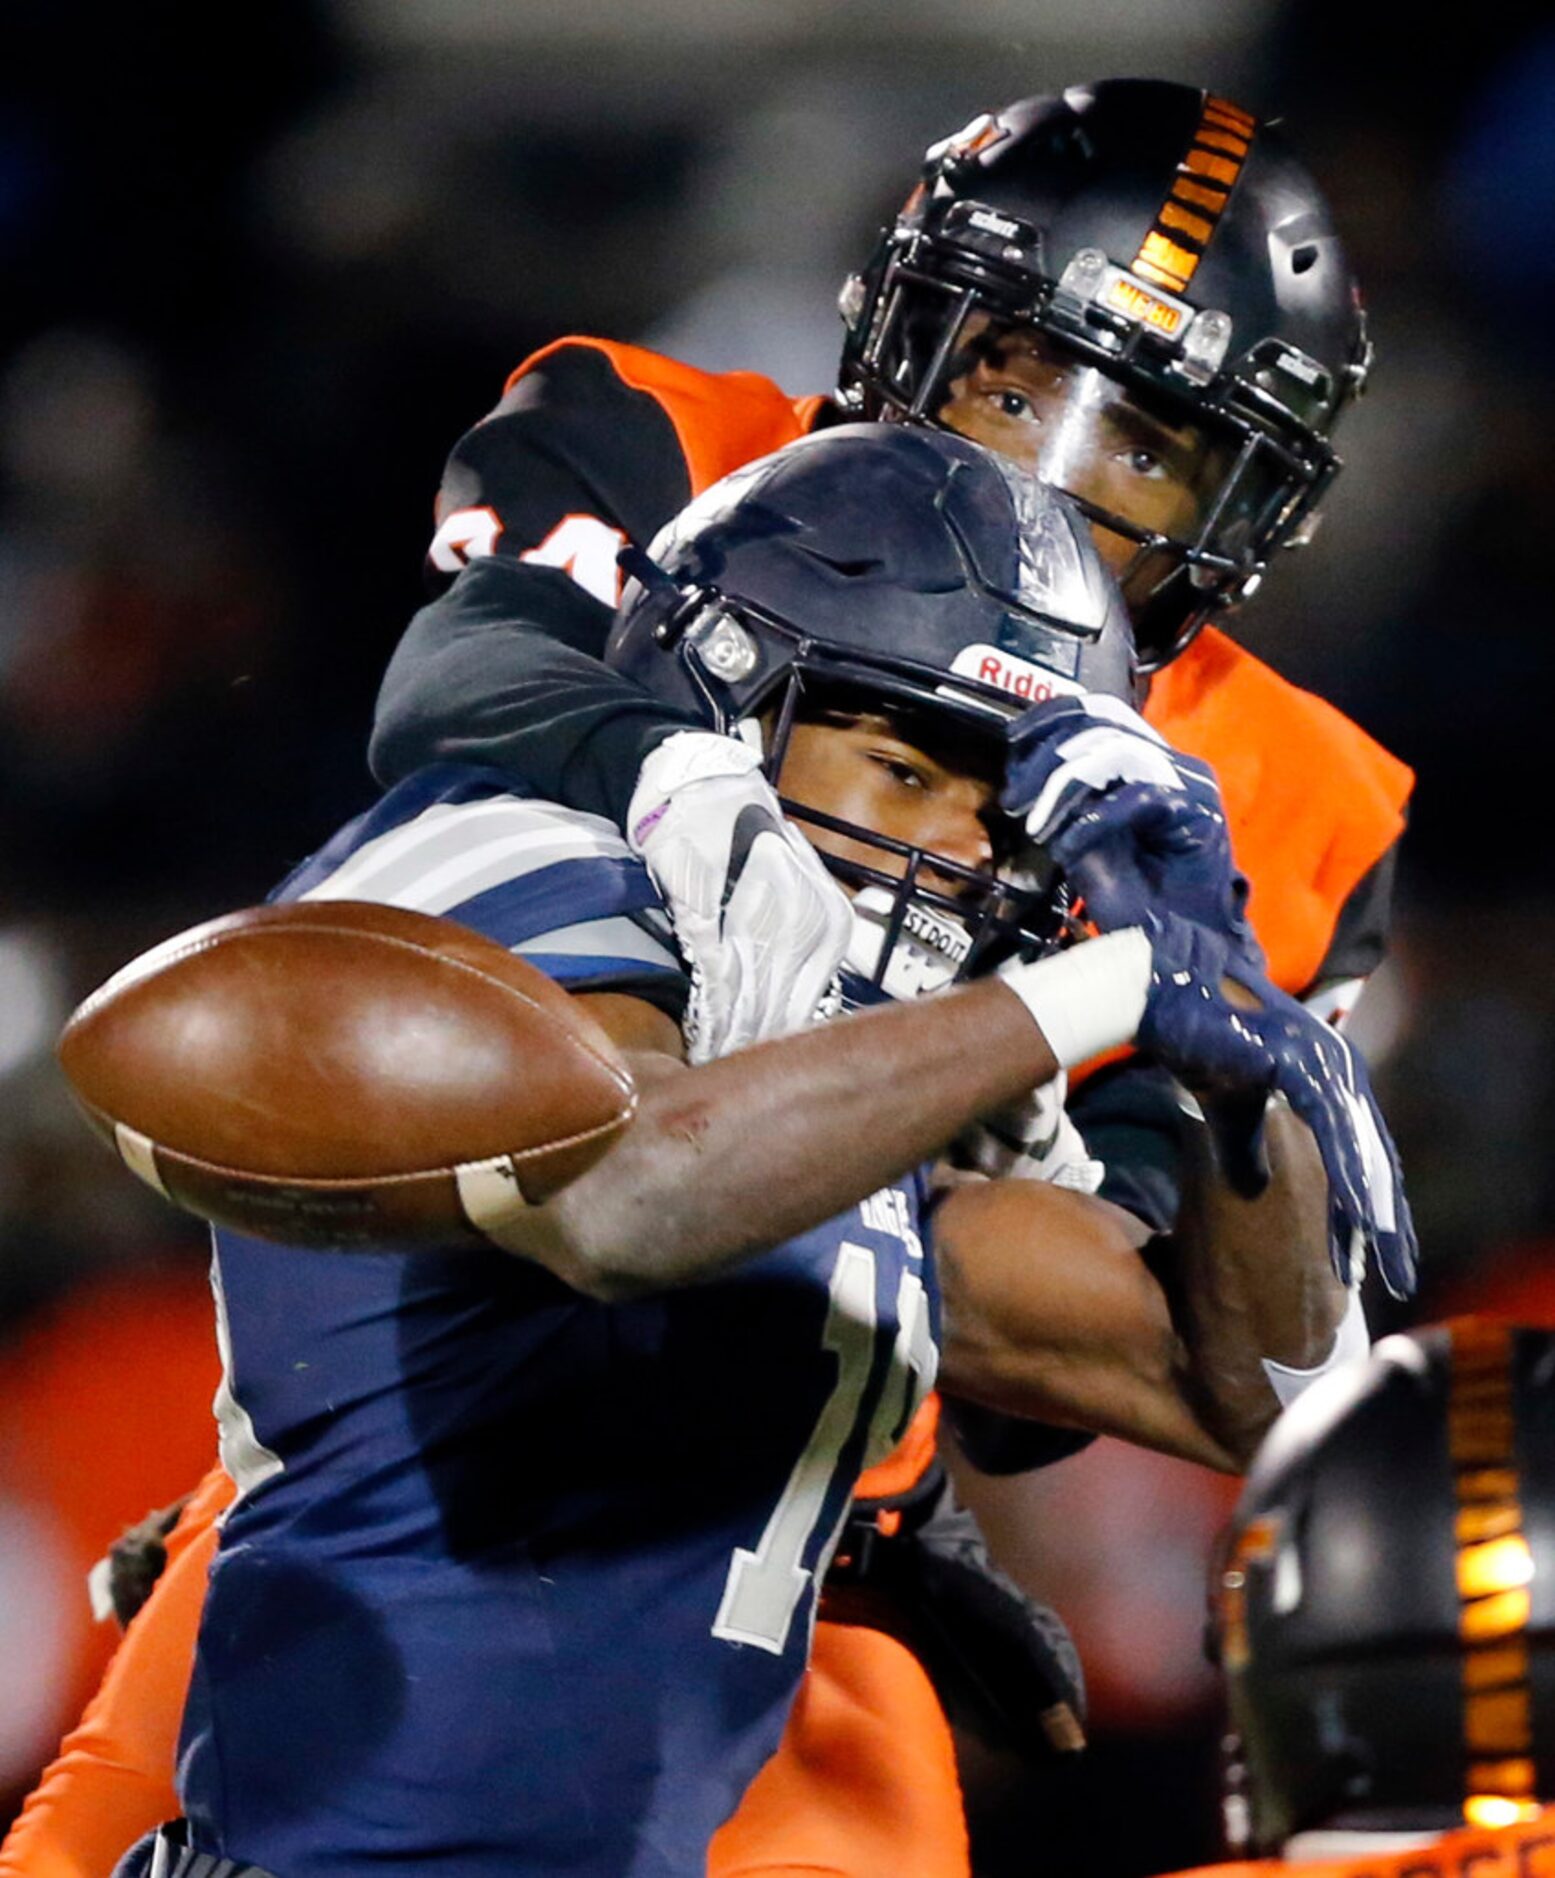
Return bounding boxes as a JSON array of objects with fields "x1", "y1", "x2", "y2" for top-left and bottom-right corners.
[
  {"x1": 936, "y1": 316, "x2": 1235, "y2": 586},
  {"x1": 776, "y1": 712, "x2": 996, "y2": 897}
]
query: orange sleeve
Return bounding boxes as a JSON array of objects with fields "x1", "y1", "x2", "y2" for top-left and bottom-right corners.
[
  {"x1": 0, "y1": 1466, "x2": 233, "y2": 1878},
  {"x1": 707, "y1": 1621, "x2": 969, "y2": 1878},
  {"x1": 1144, "y1": 628, "x2": 1413, "y2": 997},
  {"x1": 505, "y1": 337, "x2": 814, "y2": 498}
]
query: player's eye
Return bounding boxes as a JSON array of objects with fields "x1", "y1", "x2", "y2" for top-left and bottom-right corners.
[
  {"x1": 1118, "y1": 445, "x2": 1169, "y2": 480},
  {"x1": 989, "y1": 388, "x2": 1037, "y2": 422},
  {"x1": 869, "y1": 751, "x2": 930, "y2": 790}
]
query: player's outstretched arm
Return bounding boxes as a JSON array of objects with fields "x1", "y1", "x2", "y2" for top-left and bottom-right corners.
[
  {"x1": 502, "y1": 934, "x2": 1163, "y2": 1299},
  {"x1": 933, "y1": 1098, "x2": 1351, "y2": 1472},
  {"x1": 514, "y1": 976, "x2": 1056, "y2": 1299}
]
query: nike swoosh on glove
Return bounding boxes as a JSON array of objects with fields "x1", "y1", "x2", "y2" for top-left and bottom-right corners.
[
  {"x1": 1134, "y1": 910, "x2": 1417, "y2": 1300},
  {"x1": 1003, "y1": 693, "x2": 1257, "y2": 955},
  {"x1": 627, "y1": 731, "x2": 853, "y2": 1063}
]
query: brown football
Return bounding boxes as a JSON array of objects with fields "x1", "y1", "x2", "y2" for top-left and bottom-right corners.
[{"x1": 57, "y1": 900, "x2": 639, "y2": 1250}]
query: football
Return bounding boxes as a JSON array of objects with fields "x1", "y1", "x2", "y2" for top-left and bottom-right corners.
[{"x1": 57, "y1": 900, "x2": 639, "y2": 1250}]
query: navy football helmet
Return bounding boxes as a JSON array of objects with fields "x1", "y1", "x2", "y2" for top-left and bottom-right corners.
[
  {"x1": 606, "y1": 422, "x2": 1136, "y2": 998},
  {"x1": 837, "y1": 79, "x2": 1372, "y2": 669},
  {"x1": 1211, "y1": 1320, "x2": 1555, "y2": 1852}
]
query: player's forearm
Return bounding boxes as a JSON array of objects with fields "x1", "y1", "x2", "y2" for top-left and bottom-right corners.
[
  {"x1": 934, "y1": 1097, "x2": 1354, "y2": 1471},
  {"x1": 532, "y1": 979, "x2": 1061, "y2": 1299},
  {"x1": 369, "y1": 559, "x2": 699, "y2": 818},
  {"x1": 1172, "y1": 1098, "x2": 1351, "y2": 1466},
  {"x1": 933, "y1": 1180, "x2": 1243, "y2": 1471}
]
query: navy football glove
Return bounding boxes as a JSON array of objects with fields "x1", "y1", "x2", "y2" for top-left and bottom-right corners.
[
  {"x1": 1004, "y1": 695, "x2": 1256, "y2": 953},
  {"x1": 1136, "y1": 911, "x2": 1417, "y2": 1301}
]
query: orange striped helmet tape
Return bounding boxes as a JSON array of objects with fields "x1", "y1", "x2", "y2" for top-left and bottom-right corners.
[{"x1": 837, "y1": 79, "x2": 1372, "y2": 671}]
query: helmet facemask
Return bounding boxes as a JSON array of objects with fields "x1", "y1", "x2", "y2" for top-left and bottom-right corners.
[
  {"x1": 761, "y1": 674, "x2": 1069, "y2": 1005},
  {"x1": 843, "y1": 257, "x2": 1336, "y2": 669},
  {"x1": 837, "y1": 82, "x2": 1372, "y2": 670},
  {"x1": 634, "y1": 575, "x2": 1072, "y2": 1003}
]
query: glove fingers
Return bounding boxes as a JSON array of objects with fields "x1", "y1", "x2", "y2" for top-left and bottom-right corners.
[
  {"x1": 1328, "y1": 1199, "x2": 1366, "y2": 1291},
  {"x1": 1016, "y1": 728, "x2": 1185, "y2": 841},
  {"x1": 732, "y1": 835, "x2": 851, "y2": 1034},
  {"x1": 1336, "y1": 1042, "x2": 1420, "y2": 1301},
  {"x1": 1378, "y1": 1179, "x2": 1420, "y2": 1300},
  {"x1": 1287, "y1": 1077, "x2": 1373, "y2": 1286},
  {"x1": 1046, "y1": 786, "x2": 1193, "y2": 868}
]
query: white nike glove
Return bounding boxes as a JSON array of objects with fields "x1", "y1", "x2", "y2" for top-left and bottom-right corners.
[
  {"x1": 627, "y1": 731, "x2": 853, "y2": 1064},
  {"x1": 958, "y1": 1073, "x2": 1105, "y2": 1195}
]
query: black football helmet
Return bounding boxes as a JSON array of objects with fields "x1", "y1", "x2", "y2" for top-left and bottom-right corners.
[
  {"x1": 606, "y1": 422, "x2": 1136, "y2": 999},
  {"x1": 1211, "y1": 1320, "x2": 1555, "y2": 1853},
  {"x1": 837, "y1": 79, "x2": 1372, "y2": 670}
]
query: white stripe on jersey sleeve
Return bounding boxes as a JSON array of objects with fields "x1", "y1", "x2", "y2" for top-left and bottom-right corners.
[
  {"x1": 299, "y1": 796, "x2": 632, "y2": 916},
  {"x1": 210, "y1": 1252, "x2": 284, "y2": 1508},
  {"x1": 517, "y1": 915, "x2": 681, "y2": 971}
]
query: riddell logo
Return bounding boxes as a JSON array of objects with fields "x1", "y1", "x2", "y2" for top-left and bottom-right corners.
[{"x1": 950, "y1": 644, "x2": 1084, "y2": 703}]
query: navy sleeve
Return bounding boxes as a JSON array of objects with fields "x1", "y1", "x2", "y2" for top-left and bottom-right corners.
[
  {"x1": 369, "y1": 346, "x2": 706, "y2": 826},
  {"x1": 285, "y1": 762, "x2": 690, "y2": 1023},
  {"x1": 1067, "y1": 1058, "x2": 1187, "y2": 1238}
]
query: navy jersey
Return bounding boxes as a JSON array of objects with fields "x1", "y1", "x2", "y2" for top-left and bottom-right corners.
[{"x1": 177, "y1": 763, "x2": 938, "y2": 1878}]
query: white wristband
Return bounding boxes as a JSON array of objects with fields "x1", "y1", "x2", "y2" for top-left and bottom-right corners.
[
  {"x1": 1262, "y1": 1286, "x2": 1370, "y2": 1409},
  {"x1": 999, "y1": 928, "x2": 1152, "y2": 1070}
]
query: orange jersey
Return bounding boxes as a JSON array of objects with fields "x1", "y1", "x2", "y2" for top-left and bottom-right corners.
[
  {"x1": 1144, "y1": 625, "x2": 1413, "y2": 1000},
  {"x1": 502, "y1": 338, "x2": 830, "y2": 503},
  {"x1": 708, "y1": 1622, "x2": 968, "y2": 1878}
]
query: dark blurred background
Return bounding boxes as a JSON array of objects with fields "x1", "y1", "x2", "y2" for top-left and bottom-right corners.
[{"x1": 2, "y1": 3, "x2": 1551, "y2": 1872}]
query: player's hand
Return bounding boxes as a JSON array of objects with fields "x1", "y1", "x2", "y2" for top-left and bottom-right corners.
[
  {"x1": 628, "y1": 731, "x2": 852, "y2": 1063},
  {"x1": 1003, "y1": 695, "x2": 1256, "y2": 953},
  {"x1": 1135, "y1": 912, "x2": 1416, "y2": 1300}
]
